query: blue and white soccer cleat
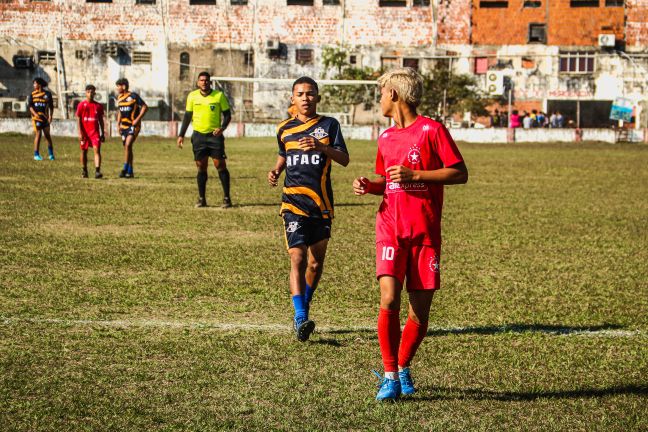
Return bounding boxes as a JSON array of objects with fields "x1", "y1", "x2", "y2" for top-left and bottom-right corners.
[
  {"x1": 293, "y1": 318, "x2": 315, "y2": 342},
  {"x1": 48, "y1": 154, "x2": 55, "y2": 161},
  {"x1": 373, "y1": 370, "x2": 401, "y2": 401},
  {"x1": 398, "y1": 368, "x2": 416, "y2": 395},
  {"x1": 34, "y1": 154, "x2": 43, "y2": 161}
]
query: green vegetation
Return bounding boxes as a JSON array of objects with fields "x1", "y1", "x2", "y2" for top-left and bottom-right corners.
[{"x1": 1, "y1": 135, "x2": 646, "y2": 431}]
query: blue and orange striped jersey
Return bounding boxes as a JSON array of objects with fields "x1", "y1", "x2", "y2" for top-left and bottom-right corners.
[
  {"x1": 117, "y1": 91, "x2": 146, "y2": 131},
  {"x1": 27, "y1": 89, "x2": 52, "y2": 122},
  {"x1": 276, "y1": 115, "x2": 348, "y2": 219}
]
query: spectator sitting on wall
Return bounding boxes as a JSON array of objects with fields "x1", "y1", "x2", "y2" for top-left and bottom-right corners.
[
  {"x1": 492, "y1": 109, "x2": 501, "y2": 128},
  {"x1": 556, "y1": 111, "x2": 565, "y2": 128},
  {"x1": 536, "y1": 111, "x2": 547, "y2": 128},
  {"x1": 530, "y1": 109, "x2": 538, "y2": 127},
  {"x1": 522, "y1": 111, "x2": 533, "y2": 129},
  {"x1": 509, "y1": 110, "x2": 521, "y2": 128},
  {"x1": 500, "y1": 111, "x2": 509, "y2": 127},
  {"x1": 550, "y1": 112, "x2": 558, "y2": 128}
]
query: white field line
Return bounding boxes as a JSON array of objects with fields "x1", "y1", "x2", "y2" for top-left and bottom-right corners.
[{"x1": 0, "y1": 317, "x2": 645, "y2": 338}]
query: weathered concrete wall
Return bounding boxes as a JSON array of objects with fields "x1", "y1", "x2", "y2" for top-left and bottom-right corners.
[{"x1": 3, "y1": 118, "x2": 643, "y2": 143}]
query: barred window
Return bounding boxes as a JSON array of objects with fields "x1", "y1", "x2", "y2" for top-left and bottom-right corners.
[
  {"x1": 295, "y1": 49, "x2": 314, "y2": 65},
  {"x1": 559, "y1": 52, "x2": 595, "y2": 74},
  {"x1": 132, "y1": 51, "x2": 152, "y2": 65}
]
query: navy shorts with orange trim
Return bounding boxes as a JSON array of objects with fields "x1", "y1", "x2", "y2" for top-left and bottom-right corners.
[{"x1": 283, "y1": 212, "x2": 331, "y2": 249}]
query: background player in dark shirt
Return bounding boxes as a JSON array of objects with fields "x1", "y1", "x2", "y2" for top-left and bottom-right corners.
[
  {"x1": 115, "y1": 78, "x2": 148, "y2": 178},
  {"x1": 267, "y1": 77, "x2": 349, "y2": 341},
  {"x1": 28, "y1": 78, "x2": 55, "y2": 161}
]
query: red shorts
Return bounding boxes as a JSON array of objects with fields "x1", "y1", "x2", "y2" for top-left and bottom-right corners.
[
  {"x1": 376, "y1": 242, "x2": 441, "y2": 291},
  {"x1": 80, "y1": 136, "x2": 101, "y2": 150}
]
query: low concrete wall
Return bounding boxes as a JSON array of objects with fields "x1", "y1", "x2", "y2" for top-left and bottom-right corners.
[{"x1": 1, "y1": 119, "x2": 645, "y2": 143}]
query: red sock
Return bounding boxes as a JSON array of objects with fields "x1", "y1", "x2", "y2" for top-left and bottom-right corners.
[
  {"x1": 398, "y1": 317, "x2": 428, "y2": 369},
  {"x1": 377, "y1": 308, "x2": 401, "y2": 372}
]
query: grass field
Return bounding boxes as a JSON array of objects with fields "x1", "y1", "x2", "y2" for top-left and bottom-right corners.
[{"x1": 1, "y1": 133, "x2": 647, "y2": 431}]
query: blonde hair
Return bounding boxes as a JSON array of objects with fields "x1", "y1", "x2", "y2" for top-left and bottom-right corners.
[{"x1": 377, "y1": 67, "x2": 423, "y2": 108}]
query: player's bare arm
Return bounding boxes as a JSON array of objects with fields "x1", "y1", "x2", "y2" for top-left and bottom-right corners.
[
  {"x1": 353, "y1": 176, "x2": 386, "y2": 196},
  {"x1": 267, "y1": 156, "x2": 286, "y2": 187},
  {"x1": 76, "y1": 114, "x2": 84, "y2": 140},
  {"x1": 298, "y1": 136, "x2": 349, "y2": 167},
  {"x1": 386, "y1": 161, "x2": 468, "y2": 185},
  {"x1": 133, "y1": 104, "x2": 148, "y2": 127}
]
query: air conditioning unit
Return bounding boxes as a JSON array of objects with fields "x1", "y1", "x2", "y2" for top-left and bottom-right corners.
[
  {"x1": 598, "y1": 34, "x2": 615, "y2": 48},
  {"x1": 265, "y1": 39, "x2": 280, "y2": 51},
  {"x1": 485, "y1": 71, "x2": 505, "y2": 96},
  {"x1": 93, "y1": 91, "x2": 109, "y2": 104},
  {"x1": 12, "y1": 101, "x2": 28, "y2": 112}
]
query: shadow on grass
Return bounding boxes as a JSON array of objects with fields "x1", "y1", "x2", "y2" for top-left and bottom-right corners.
[
  {"x1": 414, "y1": 384, "x2": 648, "y2": 402},
  {"x1": 326, "y1": 323, "x2": 626, "y2": 337},
  {"x1": 425, "y1": 323, "x2": 626, "y2": 337},
  {"x1": 312, "y1": 338, "x2": 343, "y2": 347}
]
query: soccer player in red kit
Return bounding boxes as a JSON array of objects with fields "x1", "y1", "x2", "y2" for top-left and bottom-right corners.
[
  {"x1": 75, "y1": 85, "x2": 106, "y2": 178},
  {"x1": 353, "y1": 68, "x2": 468, "y2": 401}
]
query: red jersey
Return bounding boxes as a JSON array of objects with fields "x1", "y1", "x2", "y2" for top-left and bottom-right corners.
[
  {"x1": 375, "y1": 115, "x2": 464, "y2": 246},
  {"x1": 75, "y1": 100, "x2": 104, "y2": 140}
]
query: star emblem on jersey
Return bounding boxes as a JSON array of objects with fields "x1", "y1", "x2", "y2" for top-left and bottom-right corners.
[
  {"x1": 407, "y1": 147, "x2": 422, "y2": 165},
  {"x1": 429, "y1": 255, "x2": 440, "y2": 273},
  {"x1": 309, "y1": 127, "x2": 328, "y2": 140},
  {"x1": 210, "y1": 105, "x2": 215, "y2": 111},
  {"x1": 286, "y1": 221, "x2": 301, "y2": 233}
]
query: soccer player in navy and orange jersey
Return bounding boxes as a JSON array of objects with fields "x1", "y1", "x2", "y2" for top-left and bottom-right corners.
[
  {"x1": 353, "y1": 68, "x2": 468, "y2": 401},
  {"x1": 267, "y1": 76, "x2": 350, "y2": 342},
  {"x1": 28, "y1": 77, "x2": 55, "y2": 161},
  {"x1": 115, "y1": 78, "x2": 148, "y2": 178},
  {"x1": 75, "y1": 84, "x2": 105, "y2": 178}
]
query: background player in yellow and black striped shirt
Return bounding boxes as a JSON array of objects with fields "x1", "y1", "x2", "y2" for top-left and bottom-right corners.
[
  {"x1": 267, "y1": 76, "x2": 349, "y2": 341},
  {"x1": 115, "y1": 78, "x2": 148, "y2": 178},
  {"x1": 28, "y1": 78, "x2": 55, "y2": 161}
]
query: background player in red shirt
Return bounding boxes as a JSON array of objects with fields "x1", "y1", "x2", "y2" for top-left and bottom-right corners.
[
  {"x1": 75, "y1": 85, "x2": 106, "y2": 178},
  {"x1": 353, "y1": 68, "x2": 468, "y2": 401}
]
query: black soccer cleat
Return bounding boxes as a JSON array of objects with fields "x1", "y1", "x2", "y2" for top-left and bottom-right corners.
[
  {"x1": 81, "y1": 170, "x2": 89, "y2": 179},
  {"x1": 294, "y1": 319, "x2": 315, "y2": 342},
  {"x1": 119, "y1": 169, "x2": 127, "y2": 178},
  {"x1": 95, "y1": 171, "x2": 103, "y2": 179},
  {"x1": 195, "y1": 197, "x2": 208, "y2": 208},
  {"x1": 221, "y1": 197, "x2": 232, "y2": 208}
]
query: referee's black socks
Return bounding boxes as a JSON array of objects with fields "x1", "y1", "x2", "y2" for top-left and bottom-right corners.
[
  {"x1": 197, "y1": 170, "x2": 208, "y2": 200},
  {"x1": 218, "y1": 168, "x2": 231, "y2": 199}
]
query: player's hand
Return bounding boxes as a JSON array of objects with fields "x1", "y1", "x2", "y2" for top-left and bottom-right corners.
[
  {"x1": 386, "y1": 165, "x2": 416, "y2": 183},
  {"x1": 298, "y1": 136, "x2": 321, "y2": 152},
  {"x1": 212, "y1": 128, "x2": 223, "y2": 137},
  {"x1": 267, "y1": 169, "x2": 280, "y2": 187},
  {"x1": 176, "y1": 137, "x2": 184, "y2": 149},
  {"x1": 353, "y1": 177, "x2": 370, "y2": 195},
  {"x1": 100, "y1": 135, "x2": 105, "y2": 143}
]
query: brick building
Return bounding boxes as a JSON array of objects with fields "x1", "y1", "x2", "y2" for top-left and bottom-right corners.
[{"x1": 0, "y1": 0, "x2": 646, "y2": 126}]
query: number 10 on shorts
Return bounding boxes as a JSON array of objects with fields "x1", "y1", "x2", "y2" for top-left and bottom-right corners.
[{"x1": 381, "y1": 246, "x2": 395, "y2": 261}]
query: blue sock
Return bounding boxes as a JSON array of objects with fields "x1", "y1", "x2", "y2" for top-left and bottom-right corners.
[
  {"x1": 123, "y1": 163, "x2": 128, "y2": 171},
  {"x1": 305, "y1": 283, "x2": 315, "y2": 305},
  {"x1": 34, "y1": 150, "x2": 40, "y2": 156},
  {"x1": 127, "y1": 164, "x2": 133, "y2": 174},
  {"x1": 292, "y1": 294, "x2": 307, "y2": 323},
  {"x1": 47, "y1": 147, "x2": 54, "y2": 156}
]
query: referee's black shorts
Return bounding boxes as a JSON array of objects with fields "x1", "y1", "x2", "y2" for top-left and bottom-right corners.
[{"x1": 191, "y1": 131, "x2": 227, "y2": 161}]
